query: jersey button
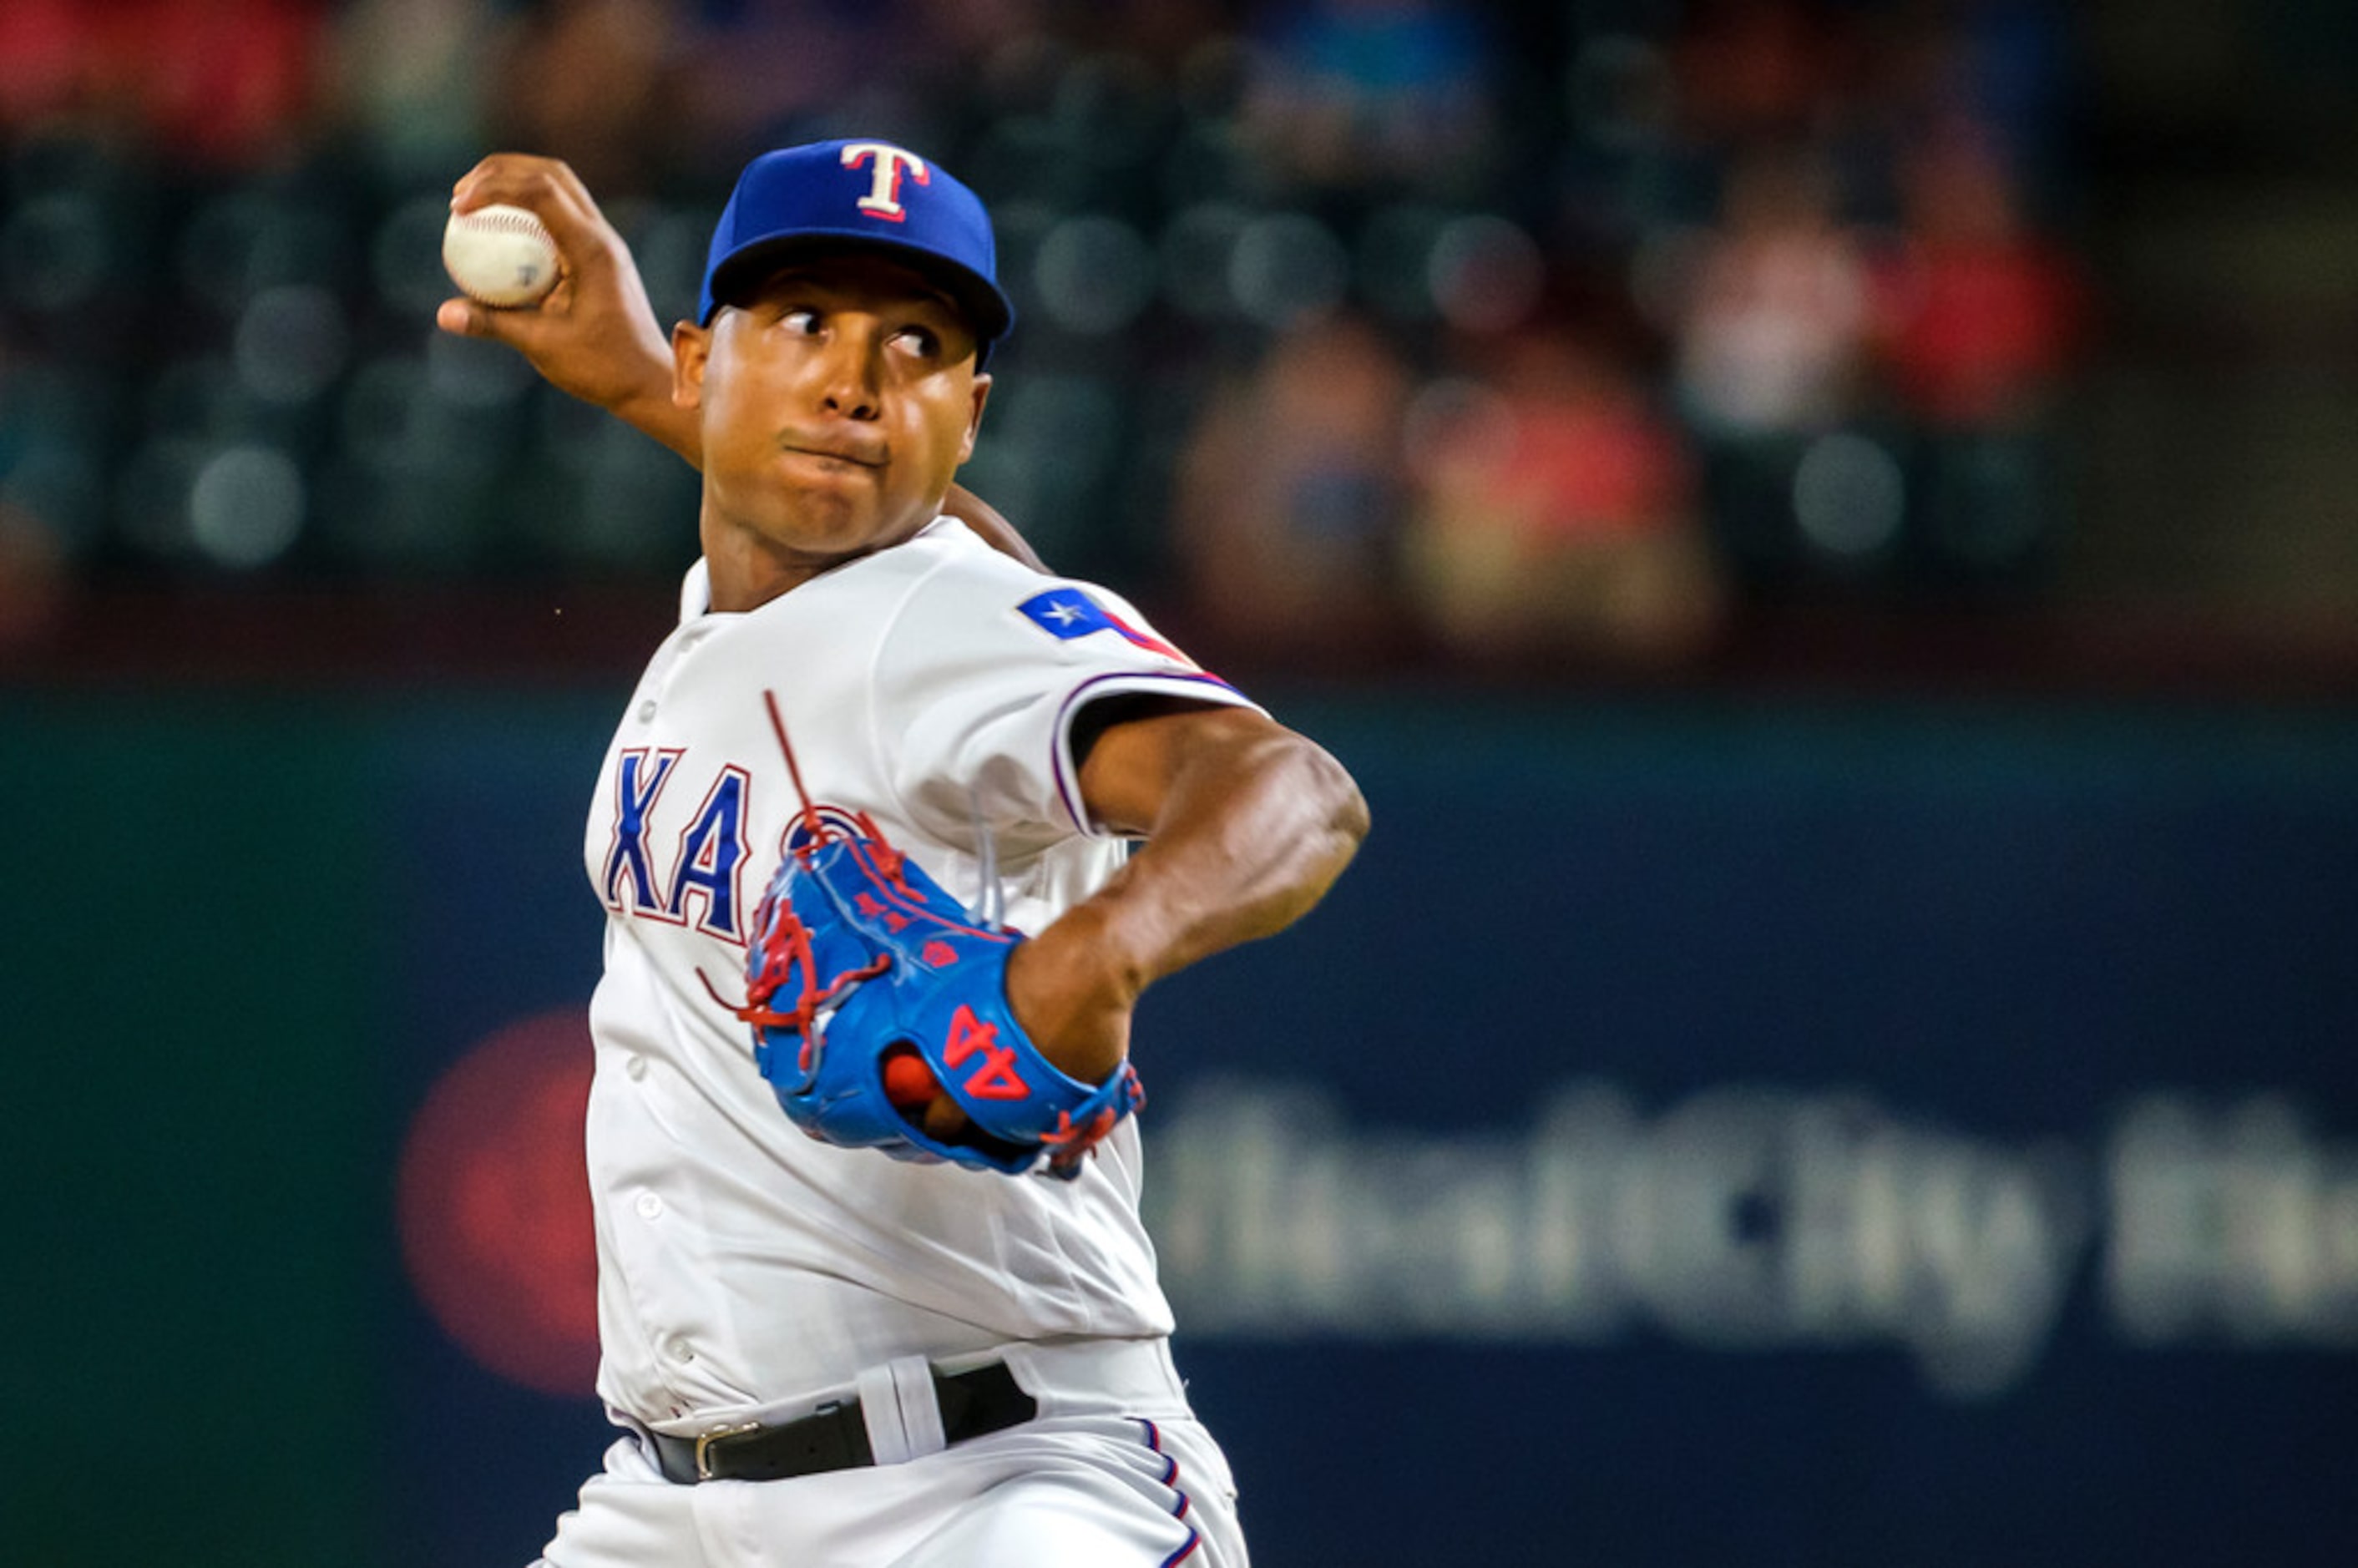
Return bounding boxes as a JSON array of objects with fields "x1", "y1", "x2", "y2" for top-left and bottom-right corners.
[
  {"x1": 625, "y1": 1054, "x2": 649, "y2": 1081},
  {"x1": 636, "y1": 699, "x2": 658, "y2": 722},
  {"x1": 665, "y1": 1337, "x2": 696, "y2": 1363},
  {"x1": 634, "y1": 1191, "x2": 664, "y2": 1220}
]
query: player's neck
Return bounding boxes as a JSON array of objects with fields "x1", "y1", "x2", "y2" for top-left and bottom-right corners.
[
  {"x1": 703, "y1": 540, "x2": 822, "y2": 613},
  {"x1": 698, "y1": 506, "x2": 942, "y2": 612}
]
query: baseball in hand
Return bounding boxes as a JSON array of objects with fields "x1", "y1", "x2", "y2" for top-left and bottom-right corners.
[{"x1": 442, "y1": 203, "x2": 560, "y2": 307}]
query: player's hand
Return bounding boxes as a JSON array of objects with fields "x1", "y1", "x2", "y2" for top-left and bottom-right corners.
[
  {"x1": 437, "y1": 154, "x2": 692, "y2": 459},
  {"x1": 1003, "y1": 905, "x2": 1136, "y2": 1089},
  {"x1": 894, "y1": 912, "x2": 1131, "y2": 1148}
]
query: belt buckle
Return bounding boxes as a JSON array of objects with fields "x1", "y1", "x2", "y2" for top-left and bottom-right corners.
[{"x1": 693, "y1": 1422, "x2": 762, "y2": 1481}]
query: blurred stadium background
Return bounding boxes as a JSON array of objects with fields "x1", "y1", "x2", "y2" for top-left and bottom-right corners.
[{"x1": 6, "y1": 2, "x2": 2358, "y2": 1565}]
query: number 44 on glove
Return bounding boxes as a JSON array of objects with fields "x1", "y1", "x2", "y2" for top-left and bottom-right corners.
[{"x1": 715, "y1": 698, "x2": 1143, "y2": 1180}]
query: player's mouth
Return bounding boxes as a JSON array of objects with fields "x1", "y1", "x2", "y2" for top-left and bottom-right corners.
[{"x1": 778, "y1": 437, "x2": 884, "y2": 469}]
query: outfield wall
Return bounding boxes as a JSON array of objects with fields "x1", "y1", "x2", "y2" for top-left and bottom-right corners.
[{"x1": 7, "y1": 689, "x2": 2355, "y2": 1566}]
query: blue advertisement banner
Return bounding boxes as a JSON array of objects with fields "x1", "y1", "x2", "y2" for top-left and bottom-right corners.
[{"x1": 371, "y1": 693, "x2": 2358, "y2": 1567}]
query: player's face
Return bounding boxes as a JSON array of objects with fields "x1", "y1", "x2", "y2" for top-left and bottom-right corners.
[{"x1": 676, "y1": 255, "x2": 992, "y2": 609}]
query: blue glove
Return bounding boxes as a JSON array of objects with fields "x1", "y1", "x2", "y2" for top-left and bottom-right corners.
[{"x1": 732, "y1": 805, "x2": 1142, "y2": 1180}]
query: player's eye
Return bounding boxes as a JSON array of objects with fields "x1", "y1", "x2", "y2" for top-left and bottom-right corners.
[
  {"x1": 778, "y1": 308, "x2": 822, "y2": 336},
  {"x1": 889, "y1": 325, "x2": 942, "y2": 361}
]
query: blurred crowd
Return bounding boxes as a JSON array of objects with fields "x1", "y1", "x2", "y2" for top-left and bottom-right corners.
[{"x1": 0, "y1": 0, "x2": 2087, "y2": 671}]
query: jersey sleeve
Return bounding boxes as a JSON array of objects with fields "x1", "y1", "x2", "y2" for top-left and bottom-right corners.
[{"x1": 873, "y1": 559, "x2": 1262, "y2": 845}]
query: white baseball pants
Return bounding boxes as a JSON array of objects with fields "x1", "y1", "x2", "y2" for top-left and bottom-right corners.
[{"x1": 533, "y1": 1340, "x2": 1247, "y2": 1568}]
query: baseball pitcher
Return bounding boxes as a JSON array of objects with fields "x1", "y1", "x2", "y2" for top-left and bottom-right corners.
[{"x1": 437, "y1": 139, "x2": 1369, "y2": 1567}]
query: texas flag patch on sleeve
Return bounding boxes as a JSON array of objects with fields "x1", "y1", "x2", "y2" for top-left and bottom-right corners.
[{"x1": 1019, "y1": 587, "x2": 1198, "y2": 668}]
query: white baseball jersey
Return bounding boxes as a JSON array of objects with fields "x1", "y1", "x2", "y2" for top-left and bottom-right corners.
[{"x1": 579, "y1": 517, "x2": 1257, "y2": 1434}]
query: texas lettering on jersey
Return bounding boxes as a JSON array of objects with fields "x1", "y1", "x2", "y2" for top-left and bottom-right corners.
[{"x1": 602, "y1": 747, "x2": 756, "y2": 943}]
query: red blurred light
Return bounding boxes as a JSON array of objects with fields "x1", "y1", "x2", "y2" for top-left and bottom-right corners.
[{"x1": 397, "y1": 1009, "x2": 599, "y2": 1397}]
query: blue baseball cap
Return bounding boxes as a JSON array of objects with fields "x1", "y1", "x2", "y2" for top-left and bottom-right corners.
[{"x1": 696, "y1": 139, "x2": 1015, "y2": 359}]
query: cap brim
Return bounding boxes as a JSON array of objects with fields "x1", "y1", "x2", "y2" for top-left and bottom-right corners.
[{"x1": 702, "y1": 232, "x2": 1014, "y2": 345}]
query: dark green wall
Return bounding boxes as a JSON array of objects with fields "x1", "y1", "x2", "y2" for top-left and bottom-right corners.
[{"x1": 3, "y1": 695, "x2": 382, "y2": 1565}]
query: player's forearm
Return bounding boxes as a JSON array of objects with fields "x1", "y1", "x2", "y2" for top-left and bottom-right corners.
[
  {"x1": 1007, "y1": 726, "x2": 1362, "y2": 1084},
  {"x1": 619, "y1": 377, "x2": 703, "y2": 465},
  {"x1": 1127, "y1": 731, "x2": 1364, "y2": 984},
  {"x1": 1057, "y1": 726, "x2": 1367, "y2": 1004}
]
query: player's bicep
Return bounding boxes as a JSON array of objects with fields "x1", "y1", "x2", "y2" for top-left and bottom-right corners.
[{"x1": 1072, "y1": 697, "x2": 1286, "y2": 837}]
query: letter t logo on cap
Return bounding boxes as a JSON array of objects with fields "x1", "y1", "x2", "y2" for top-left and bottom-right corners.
[{"x1": 840, "y1": 143, "x2": 931, "y2": 224}]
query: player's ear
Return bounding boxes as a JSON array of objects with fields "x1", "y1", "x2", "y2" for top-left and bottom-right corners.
[
  {"x1": 672, "y1": 319, "x2": 711, "y2": 409},
  {"x1": 957, "y1": 373, "x2": 991, "y2": 463}
]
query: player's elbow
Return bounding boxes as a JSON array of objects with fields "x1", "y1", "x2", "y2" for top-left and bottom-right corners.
[
  {"x1": 1271, "y1": 731, "x2": 1369, "y2": 873},
  {"x1": 1313, "y1": 742, "x2": 1371, "y2": 855}
]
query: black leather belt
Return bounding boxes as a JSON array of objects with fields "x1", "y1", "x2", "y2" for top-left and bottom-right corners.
[{"x1": 649, "y1": 1362, "x2": 1037, "y2": 1484}]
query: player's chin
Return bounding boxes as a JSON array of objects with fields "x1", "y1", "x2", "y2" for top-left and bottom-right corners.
[
  {"x1": 760, "y1": 483, "x2": 872, "y2": 543},
  {"x1": 778, "y1": 459, "x2": 888, "y2": 515}
]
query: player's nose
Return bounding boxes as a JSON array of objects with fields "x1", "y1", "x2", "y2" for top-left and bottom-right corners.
[{"x1": 811, "y1": 325, "x2": 883, "y2": 421}]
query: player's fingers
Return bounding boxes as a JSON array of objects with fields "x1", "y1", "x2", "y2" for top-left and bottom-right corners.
[
  {"x1": 450, "y1": 152, "x2": 582, "y2": 210},
  {"x1": 436, "y1": 294, "x2": 540, "y2": 346},
  {"x1": 918, "y1": 1095, "x2": 972, "y2": 1143},
  {"x1": 452, "y1": 156, "x2": 612, "y2": 258}
]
